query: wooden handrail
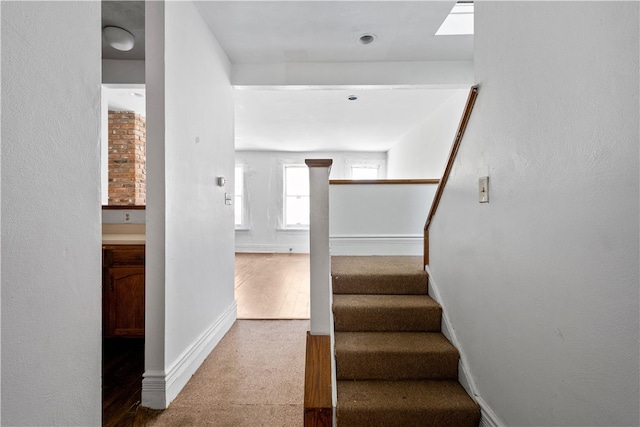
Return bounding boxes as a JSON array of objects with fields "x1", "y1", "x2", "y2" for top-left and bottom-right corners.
[
  {"x1": 330, "y1": 179, "x2": 439, "y2": 185},
  {"x1": 424, "y1": 85, "x2": 479, "y2": 266}
]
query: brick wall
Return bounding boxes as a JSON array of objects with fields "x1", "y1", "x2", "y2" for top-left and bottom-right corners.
[{"x1": 108, "y1": 111, "x2": 146, "y2": 205}]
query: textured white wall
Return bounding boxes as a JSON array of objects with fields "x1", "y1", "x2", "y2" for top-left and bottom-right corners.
[
  {"x1": 164, "y1": 0, "x2": 236, "y2": 366},
  {"x1": 143, "y1": 0, "x2": 167, "y2": 408},
  {"x1": 232, "y1": 61, "x2": 473, "y2": 87},
  {"x1": 429, "y1": 2, "x2": 639, "y2": 426},
  {"x1": 143, "y1": 0, "x2": 236, "y2": 409},
  {"x1": 102, "y1": 59, "x2": 145, "y2": 84},
  {"x1": 101, "y1": 86, "x2": 109, "y2": 205},
  {"x1": 329, "y1": 183, "x2": 437, "y2": 256},
  {"x1": 1, "y1": 2, "x2": 102, "y2": 425},
  {"x1": 330, "y1": 184, "x2": 435, "y2": 236},
  {"x1": 387, "y1": 89, "x2": 468, "y2": 179},
  {"x1": 235, "y1": 151, "x2": 386, "y2": 253}
]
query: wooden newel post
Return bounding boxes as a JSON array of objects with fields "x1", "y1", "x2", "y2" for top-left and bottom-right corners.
[
  {"x1": 306, "y1": 159, "x2": 333, "y2": 335},
  {"x1": 304, "y1": 160, "x2": 334, "y2": 427}
]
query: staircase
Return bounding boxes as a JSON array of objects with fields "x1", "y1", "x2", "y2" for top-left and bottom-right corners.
[{"x1": 332, "y1": 256, "x2": 480, "y2": 426}]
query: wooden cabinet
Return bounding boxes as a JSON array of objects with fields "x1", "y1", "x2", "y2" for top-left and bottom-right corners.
[{"x1": 103, "y1": 245, "x2": 145, "y2": 338}]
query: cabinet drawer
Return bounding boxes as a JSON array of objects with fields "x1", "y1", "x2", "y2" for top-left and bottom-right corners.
[{"x1": 103, "y1": 245, "x2": 145, "y2": 267}]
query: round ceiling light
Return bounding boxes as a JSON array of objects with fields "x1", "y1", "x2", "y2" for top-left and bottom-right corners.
[
  {"x1": 359, "y1": 34, "x2": 376, "y2": 45},
  {"x1": 103, "y1": 26, "x2": 135, "y2": 51}
]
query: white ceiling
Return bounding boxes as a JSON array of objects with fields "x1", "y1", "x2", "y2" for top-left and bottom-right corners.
[
  {"x1": 106, "y1": 87, "x2": 146, "y2": 116},
  {"x1": 196, "y1": 1, "x2": 472, "y2": 63},
  {"x1": 102, "y1": 1, "x2": 474, "y2": 152},
  {"x1": 234, "y1": 88, "x2": 463, "y2": 152}
]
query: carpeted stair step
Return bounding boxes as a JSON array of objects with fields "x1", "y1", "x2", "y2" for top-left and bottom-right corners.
[
  {"x1": 335, "y1": 332, "x2": 459, "y2": 380},
  {"x1": 337, "y1": 379, "x2": 481, "y2": 427},
  {"x1": 332, "y1": 256, "x2": 427, "y2": 295},
  {"x1": 333, "y1": 294, "x2": 442, "y2": 332}
]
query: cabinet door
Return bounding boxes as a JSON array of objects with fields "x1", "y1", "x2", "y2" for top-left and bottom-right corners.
[{"x1": 105, "y1": 267, "x2": 145, "y2": 337}]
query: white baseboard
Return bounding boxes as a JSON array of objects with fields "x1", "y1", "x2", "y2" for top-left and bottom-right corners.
[
  {"x1": 424, "y1": 266, "x2": 506, "y2": 427},
  {"x1": 141, "y1": 301, "x2": 237, "y2": 409},
  {"x1": 329, "y1": 235, "x2": 422, "y2": 256},
  {"x1": 478, "y1": 396, "x2": 506, "y2": 427},
  {"x1": 235, "y1": 244, "x2": 309, "y2": 254}
]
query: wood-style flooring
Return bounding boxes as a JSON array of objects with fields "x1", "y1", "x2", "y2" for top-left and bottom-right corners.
[
  {"x1": 235, "y1": 253, "x2": 310, "y2": 319},
  {"x1": 103, "y1": 253, "x2": 309, "y2": 426},
  {"x1": 102, "y1": 338, "x2": 147, "y2": 427}
]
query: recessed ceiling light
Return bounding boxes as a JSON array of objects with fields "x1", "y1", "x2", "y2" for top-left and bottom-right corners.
[
  {"x1": 358, "y1": 34, "x2": 376, "y2": 45},
  {"x1": 348, "y1": 95, "x2": 358, "y2": 101}
]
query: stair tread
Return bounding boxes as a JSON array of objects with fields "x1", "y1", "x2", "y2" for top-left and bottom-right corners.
[
  {"x1": 337, "y1": 380, "x2": 480, "y2": 427},
  {"x1": 332, "y1": 256, "x2": 427, "y2": 295},
  {"x1": 335, "y1": 331, "x2": 457, "y2": 354},
  {"x1": 332, "y1": 256, "x2": 425, "y2": 276},
  {"x1": 333, "y1": 294, "x2": 442, "y2": 332},
  {"x1": 335, "y1": 332, "x2": 459, "y2": 380}
]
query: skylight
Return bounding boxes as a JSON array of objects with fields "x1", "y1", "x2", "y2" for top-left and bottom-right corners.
[{"x1": 436, "y1": 1, "x2": 474, "y2": 36}]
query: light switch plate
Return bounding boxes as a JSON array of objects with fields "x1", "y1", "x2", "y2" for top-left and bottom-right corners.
[
  {"x1": 225, "y1": 193, "x2": 232, "y2": 205},
  {"x1": 479, "y1": 176, "x2": 489, "y2": 203}
]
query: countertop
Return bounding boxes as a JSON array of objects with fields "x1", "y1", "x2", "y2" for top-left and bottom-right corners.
[{"x1": 102, "y1": 224, "x2": 145, "y2": 245}]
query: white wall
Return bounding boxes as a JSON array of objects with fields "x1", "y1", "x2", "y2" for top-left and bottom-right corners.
[
  {"x1": 101, "y1": 86, "x2": 109, "y2": 205},
  {"x1": 102, "y1": 59, "x2": 145, "y2": 84},
  {"x1": 387, "y1": 89, "x2": 468, "y2": 179},
  {"x1": 102, "y1": 208, "x2": 146, "y2": 224},
  {"x1": 1, "y1": 2, "x2": 102, "y2": 425},
  {"x1": 235, "y1": 151, "x2": 386, "y2": 253},
  {"x1": 232, "y1": 61, "x2": 473, "y2": 87},
  {"x1": 429, "y1": 2, "x2": 639, "y2": 426},
  {"x1": 143, "y1": 1, "x2": 236, "y2": 409},
  {"x1": 330, "y1": 183, "x2": 437, "y2": 255}
]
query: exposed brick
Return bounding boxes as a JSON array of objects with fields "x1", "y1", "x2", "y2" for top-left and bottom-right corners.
[{"x1": 108, "y1": 111, "x2": 146, "y2": 205}]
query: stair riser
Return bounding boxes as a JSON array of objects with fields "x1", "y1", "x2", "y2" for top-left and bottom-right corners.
[
  {"x1": 332, "y1": 276, "x2": 428, "y2": 295},
  {"x1": 333, "y1": 307, "x2": 442, "y2": 332},
  {"x1": 337, "y1": 408, "x2": 481, "y2": 427},
  {"x1": 336, "y1": 352, "x2": 458, "y2": 380}
]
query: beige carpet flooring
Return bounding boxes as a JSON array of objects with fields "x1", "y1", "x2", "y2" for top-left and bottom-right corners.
[{"x1": 146, "y1": 320, "x2": 308, "y2": 426}]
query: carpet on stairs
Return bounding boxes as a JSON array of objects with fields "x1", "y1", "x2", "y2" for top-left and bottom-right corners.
[{"x1": 331, "y1": 256, "x2": 480, "y2": 427}]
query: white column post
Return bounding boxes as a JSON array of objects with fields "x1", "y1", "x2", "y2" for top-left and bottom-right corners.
[{"x1": 306, "y1": 159, "x2": 333, "y2": 335}]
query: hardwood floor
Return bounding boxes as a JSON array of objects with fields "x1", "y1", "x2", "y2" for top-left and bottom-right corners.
[
  {"x1": 102, "y1": 253, "x2": 309, "y2": 426},
  {"x1": 235, "y1": 253, "x2": 310, "y2": 319},
  {"x1": 102, "y1": 338, "x2": 145, "y2": 427}
]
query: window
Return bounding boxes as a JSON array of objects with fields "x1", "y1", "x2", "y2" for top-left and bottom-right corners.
[
  {"x1": 351, "y1": 164, "x2": 380, "y2": 180},
  {"x1": 283, "y1": 165, "x2": 309, "y2": 227},
  {"x1": 435, "y1": 1, "x2": 474, "y2": 36},
  {"x1": 234, "y1": 165, "x2": 244, "y2": 227}
]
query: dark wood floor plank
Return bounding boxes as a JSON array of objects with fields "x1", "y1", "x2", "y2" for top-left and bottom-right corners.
[{"x1": 102, "y1": 338, "x2": 144, "y2": 427}]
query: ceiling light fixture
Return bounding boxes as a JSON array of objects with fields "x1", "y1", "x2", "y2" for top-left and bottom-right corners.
[
  {"x1": 358, "y1": 34, "x2": 376, "y2": 45},
  {"x1": 348, "y1": 95, "x2": 358, "y2": 101},
  {"x1": 103, "y1": 26, "x2": 135, "y2": 51}
]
